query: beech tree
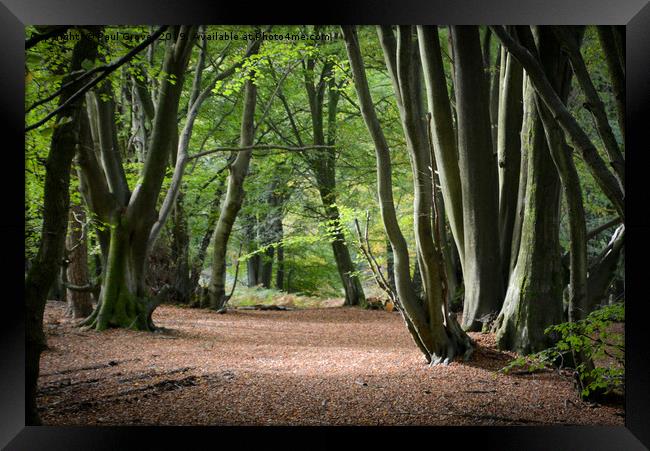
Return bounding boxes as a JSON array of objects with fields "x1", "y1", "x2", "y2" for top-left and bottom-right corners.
[
  {"x1": 77, "y1": 26, "x2": 199, "y2": 330},
  {"x1": 343, "y1": 25, "x2": 473, "y2": 364},
  {"x1": 450, "y1": 26, "x2": 504, "y2": 331},
  {"x1": 491, "y1": 25, "x2": 625, "y2": 356},
  {"x1": 493, "y1": 27, "x2": 571, "y2": 353},
  {"x1": 207, "y1": 68, "x2": 259, "y2": 310}
]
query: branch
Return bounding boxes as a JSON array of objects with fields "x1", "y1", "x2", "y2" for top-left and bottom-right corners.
[
  {"x1": 353, "y1": 213, "x2": 398, "y2": 308},
  {"x1": 586, "y1": 217, "x2": 622, "y2": 241},
  {"x1": 25, "y1": 26, "x2": 168, "y2": 132},
  {"x1": 188, "y1": 144, "x2": 335, "y2": 160},
  {"x1": 25, "y1": 26, "x2": 70, "y2": 49}
]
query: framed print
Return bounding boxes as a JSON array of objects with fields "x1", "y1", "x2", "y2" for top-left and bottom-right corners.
[{"x1": 4, "y1": 0, "x2": 650, "y2": 448}]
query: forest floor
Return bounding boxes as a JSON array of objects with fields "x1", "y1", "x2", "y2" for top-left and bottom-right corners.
[{"x1": 38, "y1": 300, "x2": 624, "y2": 426}]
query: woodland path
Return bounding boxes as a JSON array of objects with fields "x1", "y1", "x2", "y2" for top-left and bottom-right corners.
[{"x1": 38, "y1": 301, "x2": 623, "y2": 426}]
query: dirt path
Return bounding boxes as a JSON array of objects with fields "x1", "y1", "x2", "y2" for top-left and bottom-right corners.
[{"x1": 38, "y1": 301, "x2": 623, "y2": 426}]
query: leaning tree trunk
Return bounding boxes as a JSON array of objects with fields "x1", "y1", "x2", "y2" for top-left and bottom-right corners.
[
  {"x1": 25, "y1": 27, "x2": 100, "y2": 425},
  {"x1": 64, "y1": 204, "x2": 94, "y2": 318},
  {"x1": 586, "y1": 224, "x2": 624, "y2": 310},
  {"x1": 344, "y1": 25, "x2": 472, "y2": 364},
  {"x1": 450, "y1": 26, "x2": 504, "y2": 331},
  {"x1": 208, "y1": 71, "x2": 258, "y2": 310}
]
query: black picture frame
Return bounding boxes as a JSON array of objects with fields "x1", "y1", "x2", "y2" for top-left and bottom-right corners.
[{"x1": 4, "y1": 0, "x2": 649, "y2": 448}]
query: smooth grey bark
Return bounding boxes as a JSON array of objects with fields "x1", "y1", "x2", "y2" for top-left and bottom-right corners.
[
  {"x1": 496, "y1": 46, "x2": 524, "y2": 287},
  {"x1": 344, "y1": 25, "x2": 472, "y2": 364},
  {"x1": 450, "y1": 26, "x2": 504, "y2": 331},
  {"x1": 489, "y1": 44, "x2": 502, "y2": 158},
  {"x1": 208, "y1": 70, "x2": 258, "y2": 310},
  {"x1": 417, "y1": 25, "x2": 465, "y2": 264},
  {"x1": 25, "y1": 27, "x2": 100, "y2": 425},
  {"x1": 520, "y1": 27, "x2": 589, "y2": 326},
  {"x1": 494, "y1": 73, "x2": 564, "y2": 354}
]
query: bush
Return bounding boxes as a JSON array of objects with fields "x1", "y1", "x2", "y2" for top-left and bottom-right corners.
[{"x1": 500, "y1": 303, "x2": 624, "y2": 399}]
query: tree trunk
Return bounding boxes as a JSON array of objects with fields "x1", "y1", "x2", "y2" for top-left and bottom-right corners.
[
  {"x1": 322, "y1": 196, "x2": 365, "y2": 306},
  {"x1": 494, "y1": 76, "x2": 564, "y2": 354},
  {"x1": 417, "y1": 26, "x2": 465, "y2": 263},
  {"x1": 450, "y1": 26, "x2": 504, "y2": 331},
  {"x1": 65, "y1": 204, "x2": 94, "y2": 318},
  {"x1": 489, "y1": 44, "x2": 502, "y2": 158},
  {"x1": 386, "y1": 238, "x2": 396, "y2": 293},
  {"x1": 586, "y1": 225, "x2": 624, "y2": 311},
  {"x1": 208, "y1": 70, "x2": 259, "y2": 310},
  {"x1": 243, "y1": 212, "x2": 262, "y2": 287},
  {"x1": 496, "y1": 45, "x2": 524, "y2": 287},
  {"x1": 189, "y1": 173, "x2": 227, "y2": 303},
  {"x1": 345, "y1": 25, "x2": 472, "y2": 363},
  {"x1": 80, "y1": 217, "x2": 154, "y2": 330},
  {"x1": 275, "y1": 239, "x2": 285, "y2": 291},
  {"x1": 25, "y1": 28, "x2": 100, "y2": 425}
]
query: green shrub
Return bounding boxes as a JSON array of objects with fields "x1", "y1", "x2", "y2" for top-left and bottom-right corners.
[{"x1": 500, "y1": 303, "x2": 624, "y2": 399}]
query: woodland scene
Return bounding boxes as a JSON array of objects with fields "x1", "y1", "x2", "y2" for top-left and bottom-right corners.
[{"x1": 25, "y1": 25, "x2": 625, "y2": 425}]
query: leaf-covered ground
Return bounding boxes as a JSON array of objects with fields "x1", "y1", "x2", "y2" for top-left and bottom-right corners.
[{"x1": 38, "y1": 301, "x2": 624, "y2": 426}]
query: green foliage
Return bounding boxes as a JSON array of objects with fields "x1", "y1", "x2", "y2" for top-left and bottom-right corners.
[{"x1": 500, "y1": 303, "x2": 625, "y2": 398}]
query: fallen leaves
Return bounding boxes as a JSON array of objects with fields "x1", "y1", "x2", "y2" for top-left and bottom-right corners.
[{"x1": 37, "y1": 301, "x2": 624, "y2": 426}]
